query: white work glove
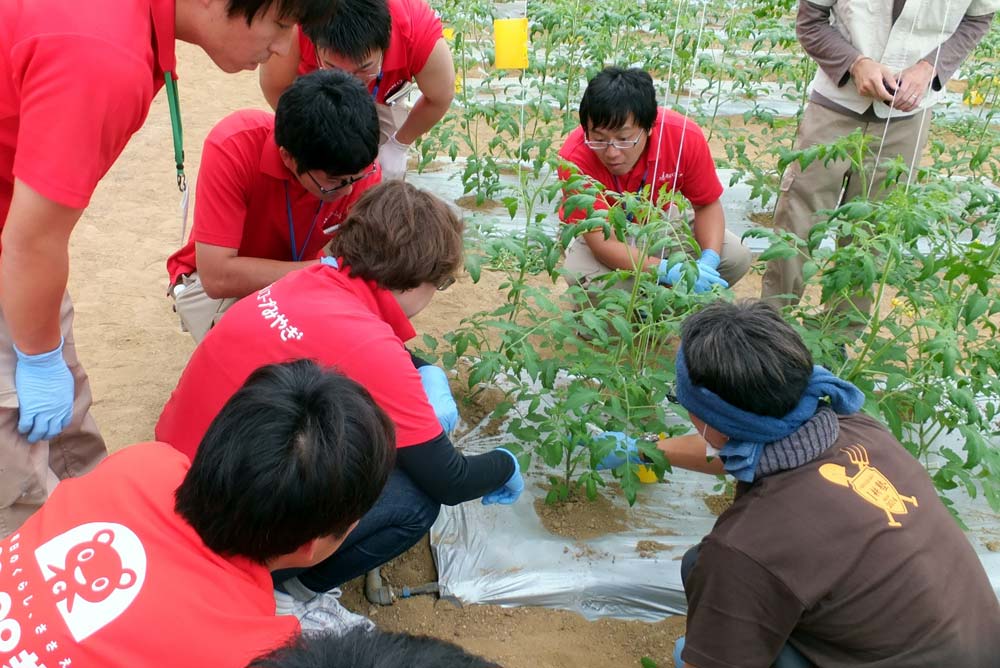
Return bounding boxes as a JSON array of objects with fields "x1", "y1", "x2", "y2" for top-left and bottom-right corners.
[{"x1": 378, "y1": 133, "x2": 410, "y2": 181}]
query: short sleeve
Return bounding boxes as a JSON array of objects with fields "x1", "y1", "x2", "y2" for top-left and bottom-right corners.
[
  {"x1": 328, "y1": 333, "x2": 443, "y2": 447},
  {"x1": 682, "y1": 539, "x2": 805, "y2": 668},
  {"x1": 190, "y1": 134, "x2": 255, "y2": 250},
  {"x1": 404, "y1": 0, "x2": 444, "y2": 74},
  {"x1": 11, "y1": 35, "x2": 153, "y2": 209},
  {"x1": 675, "y1": 124, "x2": 723, "y2": 207}
]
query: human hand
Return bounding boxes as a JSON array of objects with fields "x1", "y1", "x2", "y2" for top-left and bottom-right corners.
[
  {"x1": 850, "y1": 56, "x2": 897, "y2": 103},
  {"x1": 595, "y1": 431, "x2": 641, "y2": 470},
  {"x1": 893, "y1": 60, "x2": 934, "y2": 112},
  {"x1": 658, "y1": 250, "x2": 728, "y2": 293},
  {"x1": 14, "y1": 338, "x2": 74, "y2": 443},
  {"x1": 377, "y1": 133, "x2": 409, "y2": 181},
  {"x1": 482, "y1": 448, "x2": 524, "y2": 505},
  {"x1": 418, "y1": 365, "x2": 459, "y2": 434}
]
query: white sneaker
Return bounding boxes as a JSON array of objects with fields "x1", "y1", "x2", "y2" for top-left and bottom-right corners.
[{"x1": 274, "y1": 588, "x2": 375, "y2": 636}]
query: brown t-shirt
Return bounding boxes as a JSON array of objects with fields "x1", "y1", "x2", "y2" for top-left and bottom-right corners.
[{"x1": 683, "y1": 413, "x2": 1000, "y2": 668}]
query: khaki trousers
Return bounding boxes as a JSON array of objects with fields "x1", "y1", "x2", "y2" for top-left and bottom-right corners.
[
  {"x1": 173, "y1": 272, "x2": 238, "y2": 344},
  {"x1": 376, "y1": 102, "x2": 409, "y2": 146},
  {"x1": 761, "y1": 103, "x2": 931, "y2": 311},
  {"x1": 563, "y1": 228, "x2": 752, "y2": 298},
  {"x1": 0, "y1": 292, "x2": 106, "y2": 537}
]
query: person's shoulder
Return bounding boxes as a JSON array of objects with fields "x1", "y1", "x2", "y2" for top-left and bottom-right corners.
[
  {"x1": 391, "y1": 0, "x2": 436, "y2": 25},
  {"x1": 103, "y1": 442, "x2": 191, "y2": 475},
  {"x1": 206, "y1": 109, "x2": 275, "y2": 147},
  {"x1": 656, "y1": 107, "x2": 709, "y2": 139}
]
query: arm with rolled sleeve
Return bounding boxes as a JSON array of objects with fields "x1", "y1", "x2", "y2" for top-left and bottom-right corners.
[{"x1": 682, "y1": 540, "x2": 805, "y2": 668}]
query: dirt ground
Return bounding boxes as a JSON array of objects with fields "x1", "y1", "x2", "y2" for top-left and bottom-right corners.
[{"x1": 67, "y1": 42, "x2": 712, "y2": 668}]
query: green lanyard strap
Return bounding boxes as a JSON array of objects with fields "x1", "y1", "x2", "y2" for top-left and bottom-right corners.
[{"x1": 164, "y1": 72, "x2": 186, "y2": 192}]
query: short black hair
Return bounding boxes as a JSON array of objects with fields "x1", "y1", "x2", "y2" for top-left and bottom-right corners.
[
  {"x1": 579, "y1": 67, "x2": 658, "y2": 134},
  {"x1": 304, "y1": 0, "x2": 392, "y2": 63},
  {"x1": 680, "y1": 301, "x2": 814, "y2": 417},
  {"x1": 274, "y1": 69, "x2": 380, "y2": 176},
  {"x1": 227, "y1": 0, "x2": 332, "y2": 28},
  {"x1": 175, "y1": 360, "x2": 396, "y2": 564},
  {"x1": 247, "y1": 628, "x2": 501, "y2": 668}
]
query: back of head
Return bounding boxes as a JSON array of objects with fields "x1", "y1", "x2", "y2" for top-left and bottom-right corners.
[
  {"x1": 303, "y1": 0, "x2": 392, "y2": 62},
  {"x1": 247, "y1": 628, "x2": 501, "y2": 668},
  {"x1": 175, "y1": 360, "x2": 396, "y2": 563},
  {"x1": 275, "y1": 69, "x2": 380, "y2": 176},
  {"x1": 227, "y1": 0, "x2": 332, "y2": 27},
  {"x1": 327, "y1": 181, "x2": 464, "y2": 291},
  {"x1": 579, "y1": 66, "x2": 658, "y2": 133},
  {"x1": 680, "y1": 301, "x2": 813, "y2": 417}
]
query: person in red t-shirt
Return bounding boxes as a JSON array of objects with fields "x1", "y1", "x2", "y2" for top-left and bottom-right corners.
[
  {"x1": 558, "y1": 67, "x2": 750, "y2": 299},
  {"x1": 166, "y1": 70, "x2": 382, "y2": 342},
  {"x1": 156, "y1": 182, "x2": 523, "y2": 622},
  {"x1": 259, "y1": 0, "x2": 455, "y2": 180},
  {"x1": 0, "y1": 0, "x2": 335, "y2": 538},
  {"x1": 0, "y1": 359, "x2": 396, "y2": 667}
]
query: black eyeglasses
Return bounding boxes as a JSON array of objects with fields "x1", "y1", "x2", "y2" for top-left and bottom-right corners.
[
  {"x1": 307, "y1": 166, "x2": 376, "y2": 196},
  {"x1": 436, "y1": 276, "x2": 456, "y2": 291}
]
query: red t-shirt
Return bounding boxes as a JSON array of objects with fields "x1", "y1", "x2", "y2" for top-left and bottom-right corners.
[
  {"x1": 0, "y1": 0, "x2": 174, "y2": 233},
  {"x1": 156, "y1": 263, "x2": 443, "y2": 459},
  {"x1": 0, "y1": 443, "x2": 298, "y2": 668},
  {"x1": 166, "y1": 110, "x2": 381, "y2": 284},
  {"x1": 297, "y1": 0, "x2": 443, "y2": 104},
  {"x1": 557, "y1": 108, "x2": 723, "y2": 223}
]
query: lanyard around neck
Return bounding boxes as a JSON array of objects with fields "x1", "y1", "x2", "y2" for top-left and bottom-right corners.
[
  {"x1": 284, "y1": 182, "x2": 324, "y2": 262},
  {"x1": 164, "y1": 72, "x2": 185, "y2": 193},
  {"x1": 371, "y1": 70, "x2": 385, "y2": 101}
]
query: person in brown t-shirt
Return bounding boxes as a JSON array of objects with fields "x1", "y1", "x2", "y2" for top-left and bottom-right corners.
[{"x1": 667, "y1": 301, "x2": 1000, "y2": 668}]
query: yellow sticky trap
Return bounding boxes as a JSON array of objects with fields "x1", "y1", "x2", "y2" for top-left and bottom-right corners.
[{"x1": 494, "y1": 18, "x2": 528, "y2": 69}]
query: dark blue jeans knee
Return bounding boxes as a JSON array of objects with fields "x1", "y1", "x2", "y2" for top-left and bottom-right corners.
[{"x1": 274, "y1": 467, "x2": 440, "y2": 593}]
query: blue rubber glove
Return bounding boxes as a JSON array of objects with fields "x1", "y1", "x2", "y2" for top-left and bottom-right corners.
[
  {"x1": 417, "y1": 365, "x2": 459, "y2": 434},
  {"x1": 319, "y1": 256, "x2": 339, "y2": 268},
  {"x1": 482, "y1": 448, "x2": 524, "y2": 505},
  {"x1": 658, "y1": 249, "x2": 728, "y2": 293},
  {"x1": 14, "y1": 338, "x2": 74, "y2": 444},
  {"x1": 595, "y1": 431, "x2": 642, "y2": 470}
]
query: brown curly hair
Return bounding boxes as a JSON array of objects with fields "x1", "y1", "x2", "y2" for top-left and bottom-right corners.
[{"x1": 325, "y1": 181, "x2": 464, "y2": 291}]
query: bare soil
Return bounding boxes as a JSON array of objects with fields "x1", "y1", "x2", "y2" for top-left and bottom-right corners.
[{"x1": 533, "y1": 487, "x2": 630, "y2": 541}]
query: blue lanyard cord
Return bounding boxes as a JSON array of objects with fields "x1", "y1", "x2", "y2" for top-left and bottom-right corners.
[
  {"x1": 613, "y1": 166, "x2": 649, "y2": 223},
  {"x1": 284, "y1": 182, "x2": 324, "y2": 262},
  {"x1": 371, "y1": 71, "x2": 384, "y2": 101}
]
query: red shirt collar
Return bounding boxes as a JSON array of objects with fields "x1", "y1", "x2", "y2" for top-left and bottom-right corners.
[
  {"x1": 151, "y1": 0, "x2": 177, "y2": 75},
  {"x1": 326, "y1": 264, "x2": 416, "y2": 342}
]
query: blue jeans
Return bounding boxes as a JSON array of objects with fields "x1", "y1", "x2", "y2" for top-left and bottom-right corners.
[
  {"x1": 676, "y1": 543, "x2": 814, "y2": 668},
  {"x1": 274, "y1": 467, "x2": 441, "y2": 593}
]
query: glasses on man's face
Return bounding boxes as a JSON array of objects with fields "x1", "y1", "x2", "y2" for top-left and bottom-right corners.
[
  {"x1": 436, "y1": 276, "x2": 456, "y2": 291},
  {"x1": 584, "y1": 131, "x2": 644, "y2": 151},
  {"x1": 307, "y1": 166, "x2": 376, "y2": 196},
  {"x1": 318, "y1": 52, "x2": 383, "y2": 82}
]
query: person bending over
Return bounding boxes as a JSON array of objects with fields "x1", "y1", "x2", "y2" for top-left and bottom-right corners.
[
  {"x1": 167, "y1": 69, "x2": 382, "y2": 342},
  {"x1": 156, "y1": 181, "x2": 524, "y2": 633},
  {"x1": 259, "y1": 0, "x2": 455, "y2": 180},
  {"x1": 0, "y1": 360, "x2": 395, "y2": 667},
  {"x1": 663, "y1": 301, "x2": 999, "y2": 667}
]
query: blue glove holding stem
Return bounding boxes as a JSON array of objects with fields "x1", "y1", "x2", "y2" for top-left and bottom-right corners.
[
  {"x1": 418, "y1": 365, "x2": 459, "y2": 434},
  {"x1": 658, "y1": 249, "x2": 728, "y2": 293},
  {"x1": 596, "y1": 431, "x2": 642, "y2": 470},
  {"x1": 14, "y1": 338, "x2": 74, "y2": 444},
  {"x1": 482, "y1": 448, "x2": 524, "y2": 505}
]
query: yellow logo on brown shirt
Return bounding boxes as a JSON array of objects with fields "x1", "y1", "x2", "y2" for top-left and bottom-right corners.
[{"x1": 819, "y1": 444, "x2": 919, "y2": 527}]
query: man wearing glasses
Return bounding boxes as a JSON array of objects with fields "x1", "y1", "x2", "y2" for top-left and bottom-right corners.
[
  {"x1": 157, "y1": 181, "x2": 524, "y2": 632},
  {"x1": 558, "y1": 67, "x2": 750, "y2": 297},
  {"x1": 259, "y1": 0, "x2": 455, "y2": 181},
  {"x1": 166, "y1": 70, "x2": 381, "y2": 342}
]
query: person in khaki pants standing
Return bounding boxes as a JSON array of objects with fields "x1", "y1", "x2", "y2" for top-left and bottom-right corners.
[{"x1": 761, "y1": 0, "x2": 996, "y2": 314}]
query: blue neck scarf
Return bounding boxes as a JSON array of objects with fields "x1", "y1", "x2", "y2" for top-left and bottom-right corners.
[{"x1": 674, "y1": 346, "x2": 865, "y2": 483}]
